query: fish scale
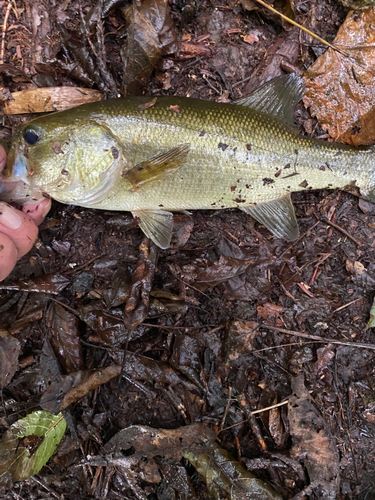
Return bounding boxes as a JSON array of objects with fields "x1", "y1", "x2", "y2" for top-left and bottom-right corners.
[{"x1": 3, "y1": 74, "x2": 375, "y2": 248}]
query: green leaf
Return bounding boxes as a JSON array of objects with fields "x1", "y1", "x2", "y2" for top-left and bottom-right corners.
[
  {"x1": 366, "y1": 295, "x2": 375, "y2": 329},
  {"x1": 0, "y1": 411, "x2": 66, "y2": 485},
  {"x1": 183, "y1": 443, "x2": 282, "y2": 500}
]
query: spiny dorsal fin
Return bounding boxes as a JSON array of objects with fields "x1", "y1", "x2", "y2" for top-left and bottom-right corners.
[
  {"x1": 132, "y1": 209, "x2": 173, "y2": 249},
  {"x1": 233, "y1": 73, "x2": 304, "y2": 126},
  {"x1": 240, "y1": 194, "x2": 299, "y2": 241},
  {"x1": 124, "y1": 144, "x2": 190, "y2": 191}
]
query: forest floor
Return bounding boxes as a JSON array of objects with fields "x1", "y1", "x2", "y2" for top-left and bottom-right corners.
[{"x1": 1, "y1": 0, "x2": 375, "y2": 498}]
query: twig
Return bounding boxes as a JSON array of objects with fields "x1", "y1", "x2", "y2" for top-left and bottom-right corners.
[
  {"x1": 0, "y1": 2, "x2": 12, "y2": 64},
  {"x1": 331, "y1": 297, "x2": 363, "y2": 314},
  {"x1": 280, "y1": 220, "x2": 321, "y2": 257},
  {"x1": 322, "y1": 218, "x2": 362, "y2": 246},
  {"x1": 219, "y1": 386, "x2": 233, "y2": 431},
  {"x1": 252, "y1": 0, "x2": 349, "y2": 58},
  {"x1": 263, "y1": 324, "x2": 375, "y2": 350}
]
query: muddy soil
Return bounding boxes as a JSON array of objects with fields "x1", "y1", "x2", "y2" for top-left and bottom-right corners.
[{"x1": 1, "y1": 1, "x2": 375, "y2": 499}]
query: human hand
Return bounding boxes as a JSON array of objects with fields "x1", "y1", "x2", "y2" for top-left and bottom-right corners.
[{"x1": 0, "y1": 144, "x2": 51, "y2": 281}]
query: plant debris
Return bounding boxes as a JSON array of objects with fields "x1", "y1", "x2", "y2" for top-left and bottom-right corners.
[{"x1": 0, "y1": 0, "x2": 374, "y2": 498}]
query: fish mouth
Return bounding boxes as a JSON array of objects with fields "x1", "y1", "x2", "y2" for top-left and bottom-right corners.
[
  {"x1": 0, "y1": 153, "x2": 35, "y2": 204},
  {"x1": 3, "y1": 153, "x2": 30, "y2": 184}
]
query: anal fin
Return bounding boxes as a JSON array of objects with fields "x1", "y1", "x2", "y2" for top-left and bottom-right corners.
[
  {"x1": 240, "y1": 194, "x2": 299, "y2": 241},
  {"x1": 124, "y1": 144, "x2": 190, "y2": 191},
  {"x1": 132, "y1": 209, "x2": 173, "y2": 249}
]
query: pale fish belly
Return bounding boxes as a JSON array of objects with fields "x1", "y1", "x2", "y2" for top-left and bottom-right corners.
[{"x1": 82, "y1": 146, "x2": 363, "y2": 213}]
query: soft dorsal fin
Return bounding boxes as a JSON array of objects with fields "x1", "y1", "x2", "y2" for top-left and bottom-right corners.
[
  {"x1": 240, "y1": 194, "x2": 299, "y2": 241},
  {"x1": 123, "y1": 144, "x2": 190, "y2": 191},
  {"x1": 233, "y1": 73, "x2": 304, "y2": 126},
  {"x1": 132, "y1": 209, "x2": 173, "y2": 249}
]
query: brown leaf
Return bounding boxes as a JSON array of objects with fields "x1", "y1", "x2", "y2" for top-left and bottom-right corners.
[
  {"x1": 224, "y1": 320, "x2": 260, "y2": 360},
  {"x1": 242, "y1": 32, "x2": 260, "y2": 45},
  {"x1": 124, "y1": 239, "x2": 158, "y2": 331},
  {"x1": 257, "y1": 302, "x2": 283, "y2": 326},
  {"x1": 288, "y1": 375, "x2": 339, "y2": 497},
  {"x1": 304, "y1": 8, "x2": 375, "y2": 145},
  {"x1": 169, "y1": 104, "x2": 180, "y2": 114},
  {"x1": 4, "y1": 87, "x2": 103, "y2": 114},
  {"x1": 0, "y1": 336, "x2": 20, "y2": 390},
  {"x1": 178, "y1": 41, "x2": 212, "y2": 59},
  {"x1": 41, "y1": 366, "x2": 122, "y2": 413},
  {"x1": 46, "y1": 303, "x2": 84, "y2": 374},
  {"x1": 123, "y1": 0, "x2": 178, "y2": 95},
  {"x1": 138, "y1": 97, "x2": 157, "y2": 111},
  {"x1": 0, "y1": 274, "x2": 70, "y2": 295}
]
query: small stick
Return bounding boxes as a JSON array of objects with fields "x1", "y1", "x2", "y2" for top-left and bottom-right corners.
[
  {"x1": 0, "y1": 2, "x2": 12, "y2": 64},
  {"x1": 331, "y1": 297, "x2": 363, "y2": 314},
  {"x1": 219, "y1": 386, "x2": 233, "y2": 431},
  {"x1": 323, "y1": 218, "x2": 362, "y2": 246},
  {"x1": 263, "y1": 324, "x2": 375, "y2": 350},
  {"x1": 252, "y1": 0, "x2": 349, "y2": 58},
  {"x1": 280, "y1": 220, "x2": 321, "y2": 257}
]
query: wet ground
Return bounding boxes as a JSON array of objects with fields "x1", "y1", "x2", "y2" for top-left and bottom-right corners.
[{"x1": 1, "y1": 0, "x2": 375, "y2": 498}]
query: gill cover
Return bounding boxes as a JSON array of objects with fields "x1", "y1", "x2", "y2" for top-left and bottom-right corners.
[{"x1": 47, "y1": 121, "x2": 127, "y2": 206}]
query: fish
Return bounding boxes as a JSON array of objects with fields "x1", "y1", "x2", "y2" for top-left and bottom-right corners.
[{"x1": 3, "y1": 74, "x2": 375, "y2": 248}]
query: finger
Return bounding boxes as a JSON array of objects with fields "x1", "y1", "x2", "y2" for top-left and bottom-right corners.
[
  {"x1": 0, "y1": 144, "x2": 6, "y2": 173},
  {"x1": 22, "y1": 198, "x2": 52, "y2": 226},
  {"x1": 0, "y1": 202, "x2": 38, "y2": 258},
  {"x1": 0, "y1": 233, "x2": 18, "y2": 281}
]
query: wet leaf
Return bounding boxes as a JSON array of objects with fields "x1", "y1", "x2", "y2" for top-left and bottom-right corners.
[
  {"x1": 40, "y1": 366, "x2": 122, "y2": 413},
  {"x1": 338, "y1": 0, "x2": 375, "y2": 9},
  {"x1": 257, "y1": 302, "x2": 283, "y2": 326},
  {"x1": 111, "y1": 350, "x2": 196, "y2": 390},
  {"x1": 187, "y1": 255, "x2": 256, "y2": 290},
  {"x1": 304, "y1": 8, "x2": 375, "y2": 145},
  {"x1": 0, "y1": 336, "x2": 20, "y2": 390},
  {"x1": 0, "y1": 411, "x2": 66, "y2": 485},
  {"x1": 288, "y1": 375, "x2": 340, "y2": 498},
  {"x1": 4, "y1": 87, "x2": 103, "y2": 114},
  {"x1": 0, "y1": 274, "x2": 70, "y2": 295},
  {"x1": 124, "y1": 239, "x2": 158, "y2": 330},
  {"x1": 122, "y1": 0, "x2": 178, "y2": 95},
  {"x1": 46, "y1": 303, "x2": 84, "y2": 373},
  {"x1": 184, "y1": 443, "x2": 281, "y2": 500},
  {"x1": 170, "y1": 334, "x2": 204, "y2": 390},
  {"x1": 366, "y1": 295, "x2": 375, "y2": 329},
  {"x1": 224, "y1": 320, "x2": 260, "y2": 360},
  {"x1": 101, "y1": 424, "x2": 281, "y2": 499},
  {"x1": 241, "y1": 0, "x2": 295, "y2": 29}
]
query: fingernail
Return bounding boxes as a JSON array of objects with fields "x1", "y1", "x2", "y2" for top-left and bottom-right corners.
[
  {"x1": 41, "y1": 199, "x2": 52, "y2": 218},
  {"x1": 0, "y1": 203, "x2": 23, "y2": 229}
]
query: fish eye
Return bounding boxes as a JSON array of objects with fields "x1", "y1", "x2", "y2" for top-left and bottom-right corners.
[{"x1": 23, "y1": 129, "x2": 40, "y2": 146}]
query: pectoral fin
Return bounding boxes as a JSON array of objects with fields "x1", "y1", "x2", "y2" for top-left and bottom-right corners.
[
  {"x1": 124, "y1": 144, "x2": 190, "y2": 191},
  {"x1": 132, "y1": 209, "x2": 173, "y2": 249},
  {"x1": 241, "y1": 194, "x2": 299, "y2": 241}
]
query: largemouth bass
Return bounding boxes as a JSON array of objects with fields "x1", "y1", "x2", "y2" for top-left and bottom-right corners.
[{"x1": 3, "y1": 74, "x2": 375, "y2": 248}]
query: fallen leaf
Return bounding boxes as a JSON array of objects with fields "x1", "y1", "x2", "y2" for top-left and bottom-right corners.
[
  {"x1": 4, "y1": 87, "x2": 103, "y2": 114},
  {"x1": 0, "y1": 274, "x2": 70, "y2": 295},
  {"x1": 122, "y1": 0, "x2": 178, "y2": 95},
  {"x1": 288, "y1": 375, "x2": 340, "y2": 498},
  {"x1": 304, "y1": 8, "x2": 375, "y2": 145},
  {"x1": 169, "y1": 104, "x2": 180, "y2": 114},
  {"x1": 138, "y1": 97, "x2": 157, "y2": 110},
  {"x1": 0, "y1": 411, "x2": 66, "y2": 485},
  {"x1": 257, "y1": 302, "x2": 283, "y2": 326},
  {"x1": 46, "y1": 303, "x2": 84, "y2": 374},
  {"x1": 224, "y1": 320, "x2": 260, "y2": 360},
  {"x1": 40, "y1": 366, "x2": 122, "y2": 413},
  {"x1": 0, "y1": 336, "x2": 20, "y2": 390},
  {"x1": 242, "y1": 32, "x2": 260, "y2": 44}
]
